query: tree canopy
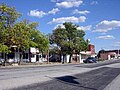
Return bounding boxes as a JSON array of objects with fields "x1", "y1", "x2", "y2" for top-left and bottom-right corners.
[
  {"x1": 50, "y1": 22, "x2": 89, "y2": 62},
  {"x1": 0, "y1": 3, "x2": 49, "y2": 55}
]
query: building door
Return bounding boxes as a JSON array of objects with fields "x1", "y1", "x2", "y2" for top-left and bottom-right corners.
[{"x1": 36, "y1": 55, "x2": 39, "y2": 62}]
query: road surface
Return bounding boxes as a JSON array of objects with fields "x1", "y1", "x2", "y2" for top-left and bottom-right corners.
[{"x1": 0, "y1": 60, "x2": 120, "y2": 90}]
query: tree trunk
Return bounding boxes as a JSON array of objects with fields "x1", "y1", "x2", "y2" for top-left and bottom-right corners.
[
  {"x1": 62, "y1": 54, "x2": 64, "y2": 64},
  {"x1": 60, "y1": 54, "x2": 61, "y2": 62},
  {"x1": 62, "y1": 54, "x2": 65, "y2": 64},
  {"x1": 76, "y1": 53, "x2": 77, "y2": 62},
  {"x1": 79, "y1": 53, "x2": 82, "y2": 63},
  {"x1": 47, "y1": 50, "x2": 49, "y2": 64},
  {"x1": 18, "y1": 54, "x2": 21, "y2": 65},
  {"x1": 29, "y1": 49, "x2": 31, "y2": 62},
  {"x1": 18, "y1": 48, "x2": 21, "y2": 65},
  {"x1": 69, "y1": 54, "x2": 72, "y2": 63},
  {"x1": 41, "y1": 52, "x2": 44, "y2": 63},
  {"x1": 3, "y1": 53, "x2": 6, "y2": 66}
]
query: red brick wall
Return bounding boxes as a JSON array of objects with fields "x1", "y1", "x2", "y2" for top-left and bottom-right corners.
[
  {"x1": 88, "y1": 44, "x2": 95, "y2": 54},
  {"x1": 100, "y1": 53, "x2": 108, "y2": 60}
]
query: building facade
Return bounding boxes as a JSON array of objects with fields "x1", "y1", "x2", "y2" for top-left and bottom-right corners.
[
  {"x1": 70, "y1": 44, "x2": 96, "y2": 63},
  {"x1": 98, "y1": 50, "x2": 120, "y2": 60},
  {"x1": 0, "y1": 47, "x2": 48, "y2": 63}
]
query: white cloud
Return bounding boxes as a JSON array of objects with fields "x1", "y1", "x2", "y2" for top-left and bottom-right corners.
[
  {"x1": 54, "y1": 24, "x2": 65, "y2": 29},
  {"x1": 96, "y1": 35, "x2": 115, "y2": 40},
  {"x1": 28, "y1": 10, "x2": 46, "y2": 18},
  {"x1": 93, "y1": 20, "x2": 120, "y2": 33},
  {"x1": 56, "y1": 0, "x2": 83, "y2": 8},
  {"x1": 28, "y1": 8, "x2": 60, "y2": 18},
  {"x1": 73, "y1": 9, "x2": 90, "y2": 15},
  {"x1": 54, "y1": 24, "x2": 91, "y2": 31},
  {"x1": 90, "y1": 1, "x2": 98, "y2": 5},
  {"x1": 77, "y1": 25, "x2": 92, "y2": 31},
  {"x1": 113, "y1": 42, "x2": 120, "y2": 47},
  {"x1": 51, "y1": 0, "x2": 83, "y2": 2},
  {"x1": 48, "y1": 8, "x2": 60, "y2": 15},
  {"x1": 48, "y1": 16, "x2": 86, "y2": 24}
]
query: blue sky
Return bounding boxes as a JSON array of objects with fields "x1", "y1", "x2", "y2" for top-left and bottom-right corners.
[{"x1": 0, "y1": 0, "x2": 120, "y2": 52}]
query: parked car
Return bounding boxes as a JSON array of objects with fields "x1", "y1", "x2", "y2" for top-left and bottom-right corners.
[
  {"x1": 117, "y1": 56, "x2": 120, "y2": 59},
  {"x1": 83, "y1": 57, "x2": 97, "y2": 63}
]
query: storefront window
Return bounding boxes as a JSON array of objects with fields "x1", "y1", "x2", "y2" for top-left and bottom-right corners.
[
  {"x1": 31, "y1": 54, "x2": 35, "y2": 58},
  {"x1": 8, "y1": 53, "x2": 14, "y2": 59},
  {"x1": 23, "y1": 53, "x2": 28, "y2": 59},
  {"x1": 0, "y1": 53, "x2": 4, "y2": 59}
]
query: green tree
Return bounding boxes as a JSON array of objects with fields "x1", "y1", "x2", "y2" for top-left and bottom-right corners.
[
  {"x1": 0, "y1": 3, "x2": 20, "y2": 65},
  {"x1": 28, "y1": 22, "x2": 49, "y2": 53},
  {"x1": 13, "y1": 20, "x2": 31, "y2": 50},
  {"x1": 13, "y1": 20, "x2": 49, "y2": 64},
  {"x1": 0, "y1": 3, "x2": 49, "y2": 65},
  {"x1": 0, "y1": 3, "x2": 20, "y2": 28},
  {"x1": 31, "y1": 30, "x2": 49, "y2": 52},
  {"x1": 50, "y1": 22, "x2": 88, "y2": 63}
]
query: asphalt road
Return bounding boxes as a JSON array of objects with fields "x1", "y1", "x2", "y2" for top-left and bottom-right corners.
[{"x1": 0, "y1": 60, "x2": 120, "y2": 90}]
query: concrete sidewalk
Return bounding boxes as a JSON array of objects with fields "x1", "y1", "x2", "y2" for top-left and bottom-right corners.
[{"x1": 0, "y1": 62, "x2": 76, "y2": 69}]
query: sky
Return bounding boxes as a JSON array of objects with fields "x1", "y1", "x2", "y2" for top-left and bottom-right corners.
[{"x1": 0, "y1": 0, "x2": 120, "y2": 52}]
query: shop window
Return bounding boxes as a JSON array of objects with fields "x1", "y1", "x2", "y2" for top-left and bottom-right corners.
[
  {"x1": 39, "y1": 55, "x2": 42, "y2": 58},
  {"x1": 111, "y1": 55, "x2": 115, "y2": 58},
  {"x1": 8, "y1": 53, "x2": 14, "y2": 59},
  {"x1": 42, "y1": 55, "x2": 46, "y2": 58},
  {"x1": 0, "y1": 53, "x2": 4, "y2": 59},
  {"x1": 31, "y1": 54, "x2": 35, "y2": 58},
  {"x1": 23, "y1": 53, "x2": 28, "y2": 59}
]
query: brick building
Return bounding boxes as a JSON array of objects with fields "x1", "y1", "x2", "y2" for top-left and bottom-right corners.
[{"x1": 98, "y1": 50, "x2": 120, "y2": 60}]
